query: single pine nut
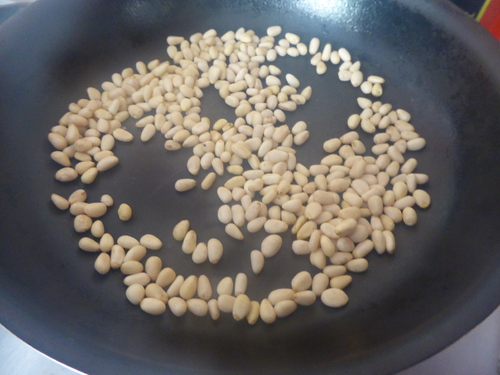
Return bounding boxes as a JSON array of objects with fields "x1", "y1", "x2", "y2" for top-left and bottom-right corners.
[
  {"x1": 117, "y1": 203, "x2": 132, "y2": 221},
  {"x1": 181, "y1": 230, "x2": 197, "y2": 254},
  {"x1": 218, "y1": 295, "x2": 236, "y2": 313},
  {"x1": 168, "y1": 297, "x2": 187, "y2": 317},
  {"x1": 413, "y1": 189, "x2": 431, "y2": 208},
  {"x1": 173, "y1": 220, "x2": 190, "y2": 241},
  {"x1": 330, "y1": 275, "x2": 352, "y2": 289},
  {"x1": 274, "y1": 300, "x2": 297, "y2": 318},
  {"x1": 246, "y1": 300, "x2": 260, "y2": 325},
  {"x1": 233, "y1": 294, "x2": 251, "y2": 320},
  {"x1": 208, "y1": 299, "x2": 220, "y2": 320},
  {"x1": 321, "y1": 288, "x2": 349, "y2": 307},
  {"x1": 179, "y1": 275, "x2": 198, "y2": 299},
  {"x1": 291, "y1": 271, "x2": 312, "y2": 292},
  {"x1": 94, "y1": 252, "x2": 111, "y2": 275},
  {"x1": 156, "y1": 267, "x2": 176, "y2": 288},
  {"x1": 207, "y1": 238, "x2": 223, "y2": 264},
  {"x1": 126, "y1": 284, "x2": 145, "y2": 305},
  {"x1": 260, "y1": 298, "x2": 276, "y2": 324},
  {"x1": 79, "y1": 237, "x2": 100, "y2": 252},
  {"x1": 140, "y1": 234, "x2": 162, "y2": 250},
  {"x1": 261, "y1": 234, "x2": 283, "y2": 257},
  {"x1": 175, "y1": 178, "x2": 196, "y2": 192}
]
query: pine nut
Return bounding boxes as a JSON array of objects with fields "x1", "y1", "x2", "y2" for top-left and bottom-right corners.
[
  {"x1": 321, "y1": 288, "x2": 349, "y2": 307},
  {"x1": 413, "y1": 189, "x2": 431, "y2": 208},
  {"x1": 261, "y1": 234, "x2": 283, "y2": 257},
  {"x1": 156, "y1": 267, "x2": 176, "y2": 288},
  {"x1": 330, "y1": 275, "x2": 352, "y2": 289},
  {"x1": 168, "y1": 297, "x2": 187, "y2": 317},
  {"x1": 51, "y1": 194, "x2": 69, "y2": 210},
  {"x1": 145, "y1": 256, "x2": 162, "y2": 280},
  {"x1": 175, "y1": 178, "x2": 196, "y2": 192},
  {"x1": 274, "y1": 300, "x2": 297, "y2": 318},
  {"x1": 172, "y1": 220, "x2": 190, "y2": 241},
  {"x1": 117, "y1": 203, "x2": 132, "y2": 221},
  {"x1": 291, "y1": 271, "x2": 312, "y2": 292},
  {"x1": 126, "y1": 284, "x2": 145, "y2": 305}
]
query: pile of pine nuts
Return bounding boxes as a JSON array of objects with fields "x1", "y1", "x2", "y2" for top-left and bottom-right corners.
[{"x1": 49, "y1": 26, "x2": 430, "y2": 323}]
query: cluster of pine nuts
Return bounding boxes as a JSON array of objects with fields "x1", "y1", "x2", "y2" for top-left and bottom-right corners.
[{"x1": 48, "y1": 25, "x2": 430, "y2": 323}]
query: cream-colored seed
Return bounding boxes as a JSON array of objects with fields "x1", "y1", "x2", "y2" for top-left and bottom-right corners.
[
  {"x1": 268, "y1": 288, "x2": 294, "y2": 305},
  {"x1": 309, "y1": 37, "x2": 320, "y2": 54},
  {"x1": 260, "y1": 298, "x2": 277, "y2": 324},
  {"x1": 145, "y1": 256, "x2": 162, "y2": 280},
  {"x1": 182, "y1": 230, "x2": 197, "y2": 254},
  {"x1": 166, "y1": 275, "x2": 184, "y2": 298},
  {"x1": 126, "y1": 284, "x2": 145, "y2": 305},
  {"x1": 330, "y1": 275, "x2": 352, "y2": 289},
  {"x1": 123, "y1": 245, "x2": 147, "y2": 262},
  {"x1": 233, "y1": 294, "x2": 251, "y2": 321},
  {"x1": 55, "y1": 167, "x2": 78, "y2": 182},
  {"x1": 264, "y1": 219, "x2": 288, "y2": 234},
  {"x1": 225, "y1": 223, "x2": 244, "y2": 240},
  {"x1": 123, "y1": 273, "x2": 151, "y2": 287},
  {"x1": 175, "y1": 178, "x2": 196, "y2": 192},
  {"x1": 291, "y1": 271, "x2": 312, "y2": 292},
  {"x1": 218, "y1": 295, "x2": 236, "y2": 313},
  {"x1": 346, "y1": 258, "x2": 369, "y2": 272},
  {"x1": 110, "y1": 245, "x2": 125, "y2": 269},
  {"x1": 140, "y1": 234, "x2": 162, "y2": 250},
  {"x1": 156, "y1": 267, "x2": 176, "y2": 288},
  {"x1": 140, "y1": 124, "x2": 156, "y2": 142},
  {"x1": 113, "y1": 128, "x2": 134, "y2": 142},
  {"x1": 321, "y1": 288, "x2": 349, "y2": 307},
  {"x1": 274, "y1": 300, "x2": 297, "y2": 318},
  {"x1": 98, "y1": 233, "x2": 113, "y2": 253},
  {"x1": 208, "y1": 299, "x2": 220, "y2": 320},
  {"x1": 119, "y1": 259, "x2": 144, "y2": 275},
  {"x1": 94, "y1": 252, "x2": 111, "y2": 275},
  {"x1": 247, "y1": 217, "x2": 267, "y2": 233},
  {"x1": 117, "y1": 203, "x2": 132, "y2": 221},
  {"x1": 192, "y1": 242, "x2": 208, "y2": 264},
  {"x1": 179, "y1": 275, "x2": 198, "y2": 299},
  {"x1": 250, "y1": 250, "x2": 265, "y2": 274},
  {"x1": 145, "y1": 284, "x2": 168, "y2": 303},
  {"x1": 187, "y1": 299, "x2": 208, "y2": 317},
  {"x1": 207, "y1": 238, "x2": 223, "y2": 264},
  {"x1": 261, "y1": 234, "x2": 283, "y2": 257},
  {"x1": 168, "y1": 297, "x2": 187, "y2": 317},
  {"x1": 413, "y1": 189, "x2": 431, "y2": 208},
  {"x1": 197, "y1": 275, "x2": 212, "y2": 300},
  {"x1": 217, "y1": 276, "x2": 234, "y2": 296},
  {"x1": 79, "y1": 237, "x2": 100, "y2": 252},
  {"x1": 172, "y1": 219, "x2": 190, "y2": 241},
  {"x1": 91, "y1": 220, "x2": 105, "y2": 238},
  {"x1": 234, "y1": 273, "x2": 248, "y2": 296},
  {"x1": 403, "y1": 206, "x2": 418, "y2": 226},
  {"x1": 51, "y1": 194, "x2": 70, "y2": 210},
  {"x1": 246, "y1": 301, "x2": 260, "y2": 325},
  {"x1": 312, "y1": 273, "x2": 329, "y2": 296},
  {"x1": 74, "y1": 214, "x2": 92, "y2": 233}
]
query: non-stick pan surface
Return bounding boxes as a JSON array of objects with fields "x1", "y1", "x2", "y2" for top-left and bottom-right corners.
[{"x1": 0, "y1": 0, "x2": 499, "y2": 374}]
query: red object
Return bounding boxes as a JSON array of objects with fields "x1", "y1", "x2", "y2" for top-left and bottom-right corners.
[{"x1": 478, "y1": 0, "x2": 500, "y2": 40}]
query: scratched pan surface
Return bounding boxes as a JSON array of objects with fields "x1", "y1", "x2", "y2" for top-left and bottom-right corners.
[{"x1": 0, "y1": 0, "x2": 499, "y2": 374}]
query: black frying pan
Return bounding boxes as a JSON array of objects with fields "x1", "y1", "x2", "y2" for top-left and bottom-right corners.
[{"x1": 1, "y1": 0, "x2": 499, "y2": 374}]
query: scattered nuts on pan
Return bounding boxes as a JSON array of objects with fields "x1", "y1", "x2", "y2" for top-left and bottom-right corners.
[{"x1": 48, "y1": 25, "x2": 430, "y2": 323}]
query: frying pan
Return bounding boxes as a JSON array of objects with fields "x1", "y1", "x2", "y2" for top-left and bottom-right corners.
[{"x1": 0, "y1": 0, "x2": 499, "y2": 374}]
